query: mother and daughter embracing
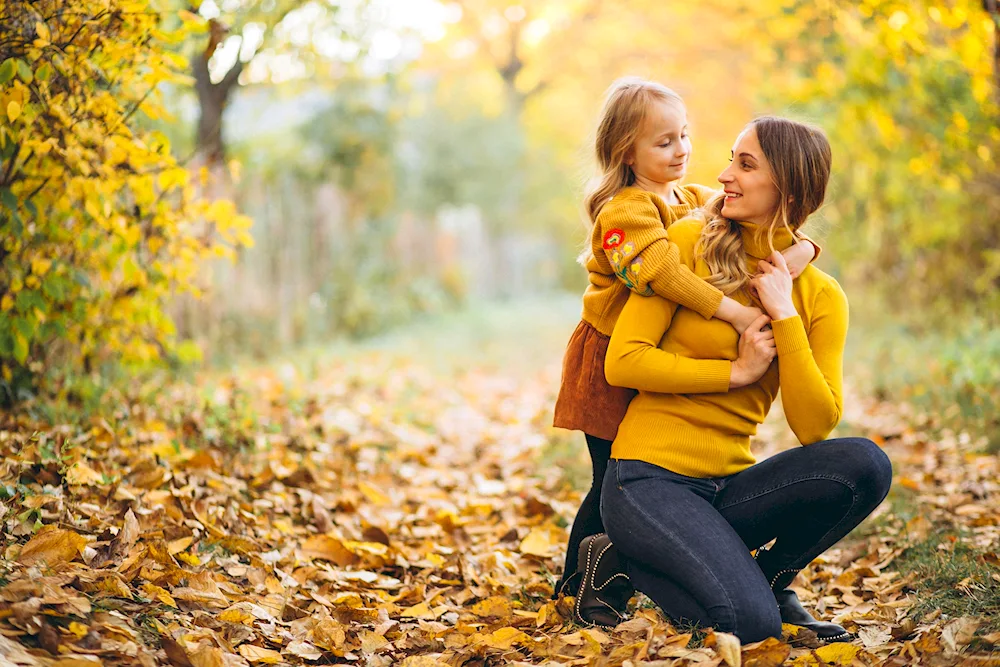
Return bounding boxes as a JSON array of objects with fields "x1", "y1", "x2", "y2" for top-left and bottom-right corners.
[{"x1": 552, "y1": 78, "x2": 893, "y2": 645}]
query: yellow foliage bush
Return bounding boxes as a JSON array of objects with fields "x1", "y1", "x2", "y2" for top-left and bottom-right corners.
[{"x1": 0, "y1": 0, "x2": 252, "y2": 402}]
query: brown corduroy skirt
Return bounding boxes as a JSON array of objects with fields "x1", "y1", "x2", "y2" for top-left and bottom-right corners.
[{"x1": 553, "y1": 320, "x2": 637, "y2": 442}]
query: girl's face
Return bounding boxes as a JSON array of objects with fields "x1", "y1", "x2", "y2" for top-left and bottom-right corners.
[
  {"x1": 626, "y1": 100, "x2": 691, "y2": 186},
  {"x1": 717, "y1": 127, "x2": 780, "y2": 224}
]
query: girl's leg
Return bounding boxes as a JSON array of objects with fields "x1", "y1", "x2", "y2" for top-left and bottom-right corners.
[
  {"x1": 555, "y1": 434, "x2": 612, "y2": 596},
  {"x1": 601, "y1": 459, "x2": 782, "y2": 644},
  {"x1": 714, "y1": 437, "x2": 893, "y2": 584}
]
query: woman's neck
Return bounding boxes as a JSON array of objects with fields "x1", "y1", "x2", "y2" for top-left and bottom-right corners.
[{"x1": 633, "y1": 176, "x2": 681, "y2": 205}]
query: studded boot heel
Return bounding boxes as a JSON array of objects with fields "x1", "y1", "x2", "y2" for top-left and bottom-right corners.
[{"x1": 755, "y1": 546, "x2": 853, "y2": 644}]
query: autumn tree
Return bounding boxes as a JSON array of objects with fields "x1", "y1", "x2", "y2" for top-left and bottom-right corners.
[
  {"x1": 752, "y1": 0, "x2": 999, "y2": 319},
  {"x1": 0, "y1": 0, "x2": 252, "y2": 403}
]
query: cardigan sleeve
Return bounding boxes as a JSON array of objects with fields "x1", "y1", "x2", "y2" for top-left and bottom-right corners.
[
  {"x1": 772, "y1": 282, "x2": 849, "y2": 444},
  {"x1": 596, "y1": 190, "x2": 723, "y2": 320}
]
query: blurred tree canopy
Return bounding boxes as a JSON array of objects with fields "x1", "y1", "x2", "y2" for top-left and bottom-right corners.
[{"x1": 755, "y1": 0, "x2": 1000, "y2": 321}]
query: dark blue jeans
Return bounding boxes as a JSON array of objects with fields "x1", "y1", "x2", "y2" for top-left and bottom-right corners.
[{"x1": 601, "y1": 438, "x2": 892, "y2": 644}]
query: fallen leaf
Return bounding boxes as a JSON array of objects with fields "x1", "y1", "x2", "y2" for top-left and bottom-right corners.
[
  {"x1": 742, "y1": 636, "x2": 790, "y2": 667},
  {"x1": 237, "y1": 645, "x2": 281, "y2": 664},
  {"x1": 813, "y1": 642, "x2": 860, "y2": 665},
  {"x1": 942, "y1": 617, "x2": 980, "y2": 652},
  {"x1": 300, "y1": 534, "x2": 358, "y2": 566},
  {"x1": 715, "y1": 631, "x2": 742, "y2": 667},
  {"x1": 18, "y1": 528, "x2": 87, "y2": 568},
  {"x1": 470, "y1": 595, "x2": 512, "y2": 619}
]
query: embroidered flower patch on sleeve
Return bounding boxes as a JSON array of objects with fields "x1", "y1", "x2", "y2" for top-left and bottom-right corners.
[{"x1": 602, "y1": 228, "x2": 625, "y2": 250}]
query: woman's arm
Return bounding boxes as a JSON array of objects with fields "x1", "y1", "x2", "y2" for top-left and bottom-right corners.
[
  {"x1": 605, "y1": 290, "x2": 733, "y2": 394},
  {"x1": 752, "y1": 252, "x2": 848, "y2": 444},
  {"x1": 772, "y1": 285, "x2": 849, "y2": 444}
]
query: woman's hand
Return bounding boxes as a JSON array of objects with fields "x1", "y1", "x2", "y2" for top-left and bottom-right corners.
[
  {"x1": 751, "y1": 251, "x2": 798, "y2": 321},
  {"x1": 781, "y1": 240, "x2": 815, "y2": 279},
  {"x1": 730, "y1": 313, "x2": 776, "y2": 389}
]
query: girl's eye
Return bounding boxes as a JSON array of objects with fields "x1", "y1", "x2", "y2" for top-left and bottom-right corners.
[{"x1": 659, "y1": 142, "x2": 671, "y2": 147}]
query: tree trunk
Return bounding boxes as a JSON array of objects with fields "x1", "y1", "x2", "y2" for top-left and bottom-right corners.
[{"x1": 193, "y1": 52, "x2": 243, "y2": 166}]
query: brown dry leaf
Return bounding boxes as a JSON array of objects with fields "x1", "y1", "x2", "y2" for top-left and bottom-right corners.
[
  {"x1": 299, "y1": 534, "x2": 358, "y2": 566},
  {"x1": 18, "y1": 528, "x2": 87, "y2": 568},
  {"x1": 187, "y1": 644, "x2": 226, "y2": 667},
  {"x1": 398, "y1": 657, "x2": 449, "y2": 667},
  {"x1": 942, "y1": 617, "x2": 981, "y2": 652},
  {"x1": 237, "y1": 645, "x2": 281, "y2": 664},
  {"x1": 741, "y1": 636, "x2": 790, "y2": 667},
  {"x1": 284, "y1": 640, "x2": 322, "y2": 661},
  {"x1": 858, "y1": 625, "x2": 893, "y2": 648}
]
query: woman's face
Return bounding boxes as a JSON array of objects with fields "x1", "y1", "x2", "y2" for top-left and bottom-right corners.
[
  {"x1": 717, "y1": 127, "x2": 780, "y2": 224},
  {"x1": 627, "y1": 100, "x2": 691, "y2": 186}
]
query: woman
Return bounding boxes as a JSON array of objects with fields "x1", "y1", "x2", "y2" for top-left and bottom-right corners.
[{"x1": 573, "y1": 116, "x2": 892, "y2": 645}]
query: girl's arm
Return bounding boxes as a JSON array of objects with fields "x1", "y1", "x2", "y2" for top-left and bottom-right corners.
[
  {"x1": 605, "y1": 290, "x2": 733, "y2": 394},
  {"x1": 781, "y1": 235, "x2": 822, "y2": 279},
  {"x1": 598, "y1": 190, "x2": 755, "y2": 325}
]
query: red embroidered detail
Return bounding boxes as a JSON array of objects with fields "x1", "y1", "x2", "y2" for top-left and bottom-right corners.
[{"x1": 603, "y1": 228, "x2": 625, "y2": 249}]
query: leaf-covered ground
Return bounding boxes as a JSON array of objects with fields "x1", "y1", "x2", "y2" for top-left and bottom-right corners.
[{"x1": 1, "y1": 298, "x2": 998, "y2": 666}]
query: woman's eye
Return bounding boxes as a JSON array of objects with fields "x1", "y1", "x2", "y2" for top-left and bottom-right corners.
[
  {"x1": 659, "y1": 142, "x2": 671, "y2": 147},
  {"x1": 742, "y1": 162, "x2": 752, "y2": 169}
]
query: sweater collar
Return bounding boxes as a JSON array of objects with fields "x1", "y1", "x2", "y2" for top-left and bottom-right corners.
[{"x1": 737, "y1": 220, "x2": 796, "y2": 260}]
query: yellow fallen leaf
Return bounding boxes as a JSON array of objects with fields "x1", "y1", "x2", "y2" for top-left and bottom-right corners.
[
  {"x1": 519, "y1": 527, "x2": 556, "y2": 557},
  {"x1": 480, "y1": 627, "x2": 529, "y2": 650},
  {"x1": 219, "y1": 606, "x2": 256, "y2": 625},
  {"x1": 813, "y1": 642, "x2": 860, "y2": 665},
  {"x1": 238, "y1": 645, "x2": 281, "y2": 664},
  {"x1": 399, "y1": 657, "x2": 450, "y2": 667},
  {"x1": 359, "y1": 629, "x2": 389, "y2": 653},
  {"x1": 741, "y1": 636, "x2": 790, "y2": 667},
  {"x1": 401, "y1": 601, "x2": 438, "y2": 619},
  {"x1": 358, "y1": 481, "x2": 391, "y2": 505},
  {"x1": 471, "y1": 595, "x2": 512, "y2": 619},
  {"x1": 65, "y1": 461, "x2": 105, "y2": 486},
  {"x1": 141, "y1": 583, "x2": 177, "y2": 608},
  {"x1": 18, "y1": 527, "x2": 87, "y2": 568},
  {"x1": 68, "y1": 622, "x2": 89, "y2": 639}
]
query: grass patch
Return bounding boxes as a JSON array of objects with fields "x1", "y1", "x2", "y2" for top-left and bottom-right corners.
[{"x1": 893, "y1": 528, "x2": 1000, "y2": 632}]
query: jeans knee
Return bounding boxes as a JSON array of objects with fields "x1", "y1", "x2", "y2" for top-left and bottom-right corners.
[
  {"x1": 851, "y1": 438, "x2": 893, "y2": 501},
  {"x1": 729, "y1": 599, "x2": 782, "y2": 644}
]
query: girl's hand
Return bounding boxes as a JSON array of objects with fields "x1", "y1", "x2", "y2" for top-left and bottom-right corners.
[
  {"x1": 781, "y1": 241, "x2": 815, "y2": 279},
  {"x1": 751, "y1": 252, "x2": 797, "y2": 321},
  {"x1": 730, "y1": 313, "x2": 776, "y2": 388}
]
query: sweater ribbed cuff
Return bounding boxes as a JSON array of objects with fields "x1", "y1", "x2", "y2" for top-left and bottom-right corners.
[
  {"x1": 695, "y1": 360, "x2": 734, "y2": 393},
  {"x1": 772, "y1": 315, "x2": 810, "y2": 355}
]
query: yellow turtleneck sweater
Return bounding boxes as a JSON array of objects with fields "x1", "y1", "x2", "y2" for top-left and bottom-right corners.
[{"x1": 605, "y1": 217, "x2": 849, "y2": 478}]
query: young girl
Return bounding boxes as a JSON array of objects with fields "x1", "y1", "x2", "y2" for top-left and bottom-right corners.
[{"x1": 553, "y1": 78, "x2": 820, "y2": 596}]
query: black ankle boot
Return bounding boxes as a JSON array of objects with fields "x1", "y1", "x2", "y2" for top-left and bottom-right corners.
[
  {"x1": 757, "y1": 550, "x2": 854, "y2": 644},
  {"x1": 574, "y1": 533, "x2": 634, "y2": 628}
]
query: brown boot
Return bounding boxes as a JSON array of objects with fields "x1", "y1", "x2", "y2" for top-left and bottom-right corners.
[{"x1": 573, "y1": 533, "x2": 634, "y2": 628}]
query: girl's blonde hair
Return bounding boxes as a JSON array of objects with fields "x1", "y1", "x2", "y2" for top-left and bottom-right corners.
[
  {"x1": 579, "y1": 77, "x2": 685, "y2": 263},
  {"x1": 698, "y1": 116, "x2": 832, "y2": 295}
]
